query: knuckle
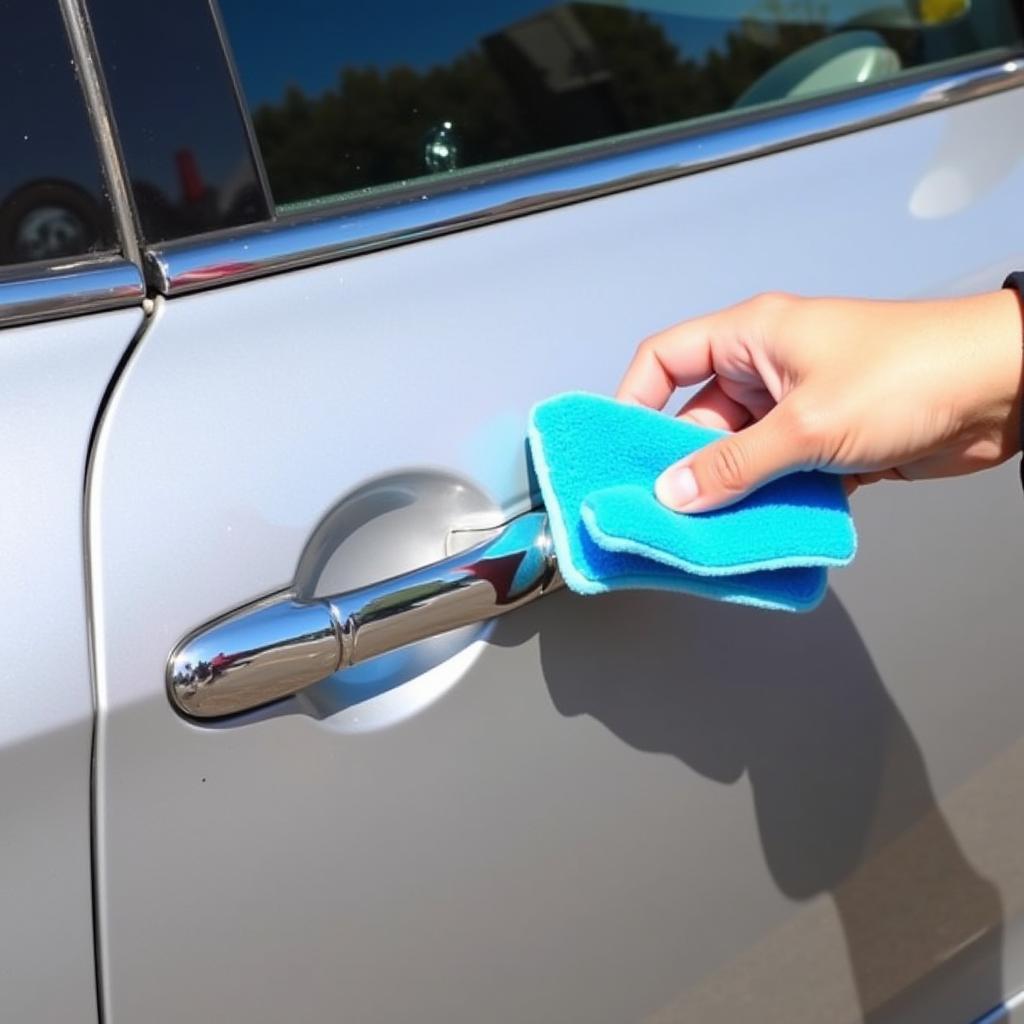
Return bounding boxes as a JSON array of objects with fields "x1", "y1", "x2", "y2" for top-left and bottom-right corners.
[
  {"x1": 783, "y1": 396, "x2": 827, "y2": 453},
  {"x1": 707, "y1": 441, "x2": 749, "y2": 494},
  {"x1": 636, "y1": 334, "x2": 663, "y2": 361},
  {"x1": 750, "y1": 290, "x2": 796, "y2": 316}
]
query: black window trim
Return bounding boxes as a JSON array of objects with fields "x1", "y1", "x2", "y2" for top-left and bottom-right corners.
[{"x1": 59, "y1": 0, "x2": 141, "y2": 270}]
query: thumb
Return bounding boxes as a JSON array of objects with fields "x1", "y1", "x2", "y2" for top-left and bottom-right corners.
[{"x1": 655, "y1": 406, "x2": 808, "y2": 513}]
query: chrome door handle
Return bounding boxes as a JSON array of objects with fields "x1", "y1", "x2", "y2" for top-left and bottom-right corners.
[{"x1": 167, "y1": 510, "x2": 562, "y2": 718}]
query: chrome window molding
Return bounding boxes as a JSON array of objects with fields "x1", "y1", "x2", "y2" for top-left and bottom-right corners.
[
  {"x1": 0, "y1": 257, "x2": 145, "y2": 329},
  {"x1": 146, "y1": 52, "x2": 1024, "y2": 297}
]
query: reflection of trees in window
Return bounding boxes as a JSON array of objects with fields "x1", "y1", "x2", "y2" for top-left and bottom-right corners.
[
  {"x1": 254, "y1": 50, "x2": 529, "y2": 207},
  {"x1": 251, "y1": 4, "x2": 902, "y2": 207}
]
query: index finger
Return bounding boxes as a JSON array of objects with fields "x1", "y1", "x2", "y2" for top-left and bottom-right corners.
[{"x1": 615, "y1": 314, "x2": 717, "y2": 410}]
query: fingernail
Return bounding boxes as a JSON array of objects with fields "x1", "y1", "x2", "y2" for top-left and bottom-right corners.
[{"x1": 655, "y1": 465, "x2": 699, "y2": 510}]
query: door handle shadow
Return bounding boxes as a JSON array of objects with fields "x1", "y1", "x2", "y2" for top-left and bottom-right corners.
[{"x1": 491, "y1": 588, "x2": 1005, "y2": 1022}]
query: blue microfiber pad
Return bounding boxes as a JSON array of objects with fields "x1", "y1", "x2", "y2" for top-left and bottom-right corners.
[{"x1": 527, "y1": 392, "x2": 857, "y2": 612}]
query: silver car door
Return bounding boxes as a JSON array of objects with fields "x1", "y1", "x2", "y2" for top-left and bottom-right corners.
[{"x1": 89, "y1": 4, "x2": 1024, "y2": 1023}]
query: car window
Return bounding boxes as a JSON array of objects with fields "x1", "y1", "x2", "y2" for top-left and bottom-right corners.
[
  {"x1": 86, "y1": 0, "x2": 271, "y2": 244},
  {"x1": 0, "y1": 0, "x2": 118, "y2": 266},
  {"x1": 217, "y1": 0, "x2": 1022, "y2": 213}
]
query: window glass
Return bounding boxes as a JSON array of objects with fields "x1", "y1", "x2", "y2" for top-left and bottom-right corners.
[
  {"x1": 0, "y1": 0, "x2": 117, "y2": 266},
  {"x1": 218, "y1": 0, "x2": 1023, "y2": 212},
  {"x1": 87, "y1": 0, "x2": 271, "y2": 243}
]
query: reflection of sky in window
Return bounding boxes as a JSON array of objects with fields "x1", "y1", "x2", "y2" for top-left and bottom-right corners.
[
  {"x1": 220, "y1": 0, "x2": 755, "y2": 107},
  {"x1": 1, "y1": 0, "x2": 107, "y2": 206}
]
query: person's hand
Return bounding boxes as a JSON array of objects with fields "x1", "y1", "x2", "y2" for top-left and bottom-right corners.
[{"x1": 616, "y1": 290, "x2": 1024, "y2": 512}]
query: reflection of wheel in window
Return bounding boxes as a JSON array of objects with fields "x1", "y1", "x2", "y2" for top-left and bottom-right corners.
[{"x1": 0, "y1": 180, "x2": 103, "y2": 264}]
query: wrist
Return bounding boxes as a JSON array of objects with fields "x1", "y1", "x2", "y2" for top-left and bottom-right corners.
[
  {"x1": 1003, "y1": 277, "x2": 1024, "y2": 457},
  {"x1": 929, "y1": 289, "x2": 1023, "y2": 470}
]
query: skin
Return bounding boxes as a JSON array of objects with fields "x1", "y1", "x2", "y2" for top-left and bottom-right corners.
[{"x1": 616, "y1": 290, "x2": 1024, "y2": 513}]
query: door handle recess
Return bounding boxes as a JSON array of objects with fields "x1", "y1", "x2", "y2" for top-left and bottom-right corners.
[{"x1": 167, "y1": 510, "x2": 562, "y2": 718}]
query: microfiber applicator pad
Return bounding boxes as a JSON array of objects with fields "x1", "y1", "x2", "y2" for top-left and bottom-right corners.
[{"x1": 527, "y1": 392, "x2": 856, "y2": 612}]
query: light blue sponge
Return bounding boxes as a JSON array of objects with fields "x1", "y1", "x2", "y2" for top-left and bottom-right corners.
[{"x1": 527, "y1": 392, "x2": 856, "y2": 612}]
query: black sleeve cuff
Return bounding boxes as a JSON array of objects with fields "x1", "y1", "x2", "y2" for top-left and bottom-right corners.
[{"x1": 1003, "y1": 272, "x2": 1024, "y2": 490}]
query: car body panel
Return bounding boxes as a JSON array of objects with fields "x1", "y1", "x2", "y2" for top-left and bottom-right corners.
[
  {"x1": 91, "y1": 89, "x2": 1024, "y2": 1023},
  {"x1": 0, "y1": 307, "x2": 142, "y2": 1022}
]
